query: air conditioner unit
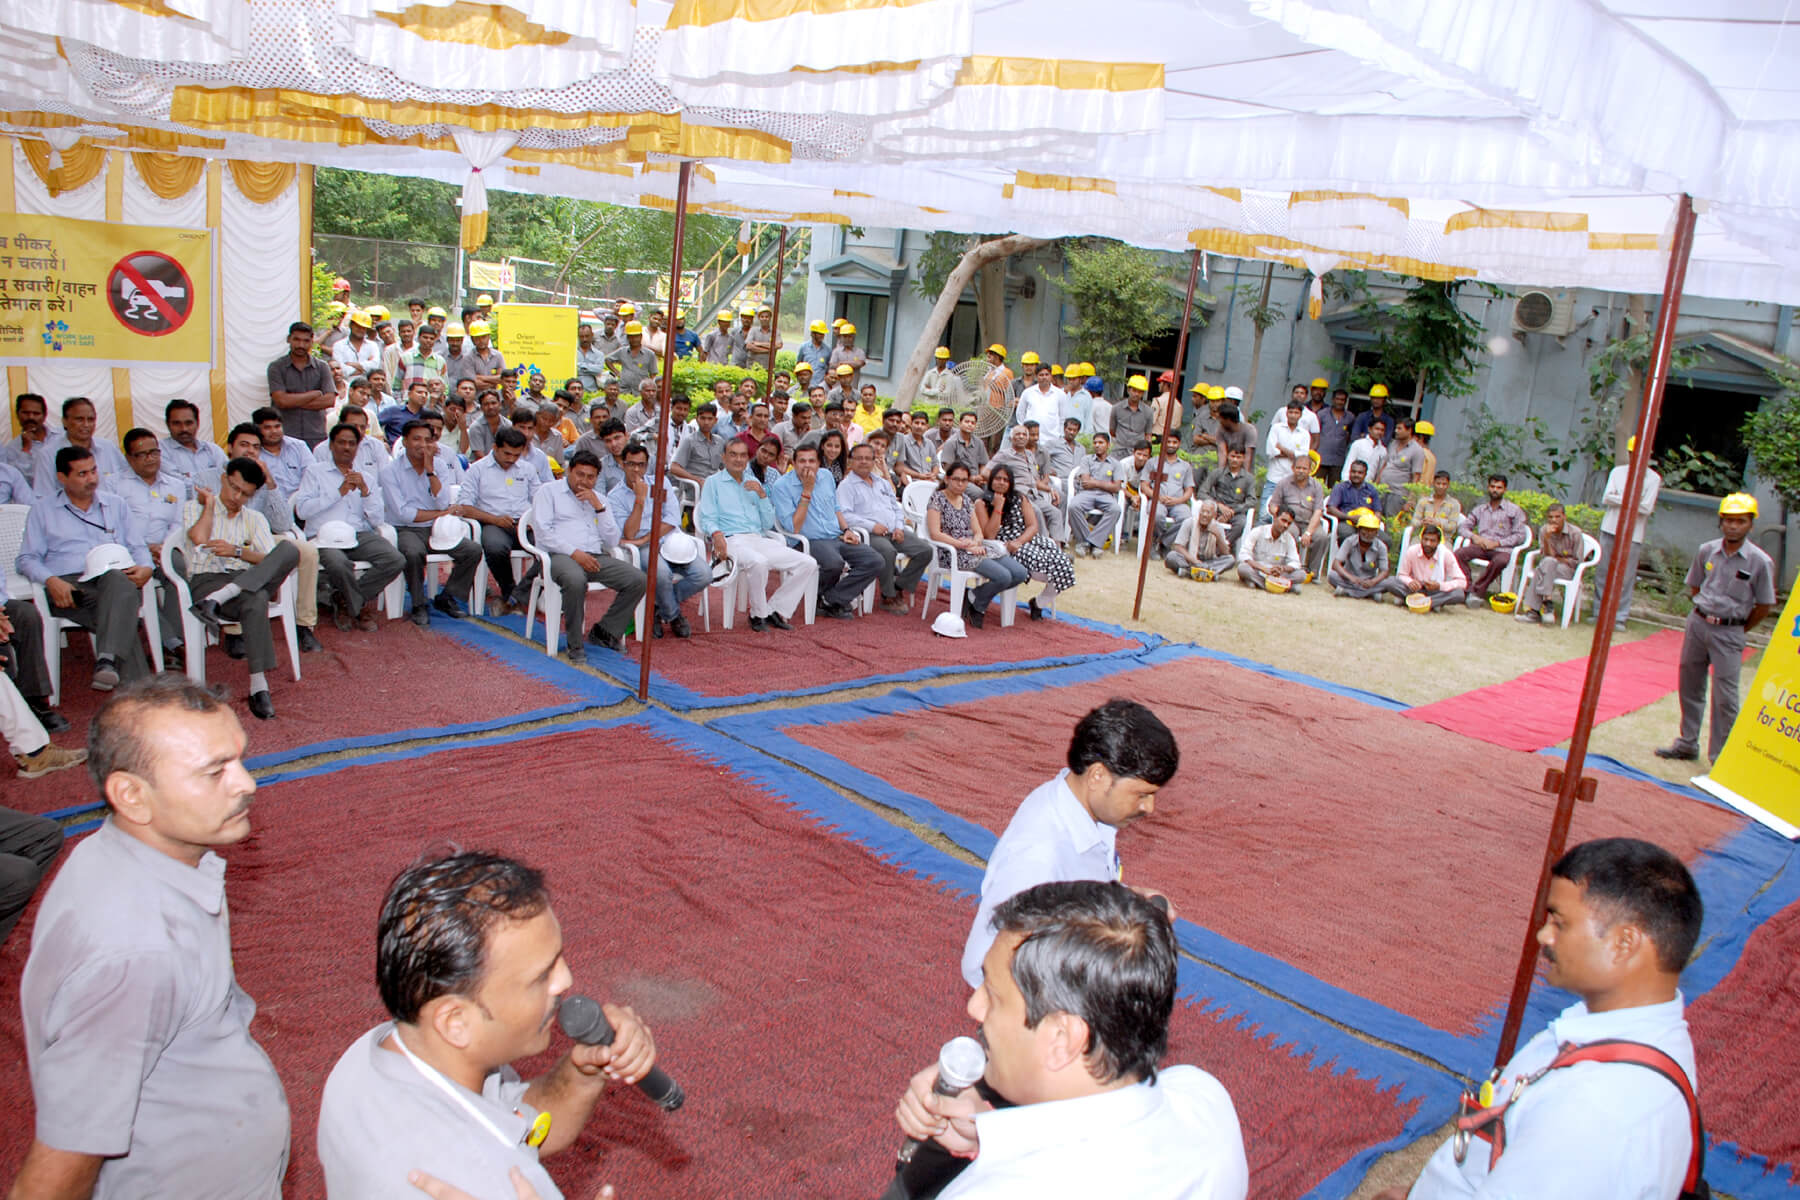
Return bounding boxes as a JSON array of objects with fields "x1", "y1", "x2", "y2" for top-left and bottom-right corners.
[{"x1": 1511, "y1": 289, "x2": 1576, "y2": 337}]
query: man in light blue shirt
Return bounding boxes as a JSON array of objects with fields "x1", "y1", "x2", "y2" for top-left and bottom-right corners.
[
  {"x1": 609, "y1": 442, "x2": 707, "y2": 639},
  {"x1": 697, "y1": 438, "x2": 817, "y2": 631},
  {"x1": 311, "y1": 404, "x2": 387, "y2": 482},
  {"x1": 252, "y1": 406, "x2": 313, "y2": 500},
  {"x1": 770, "y1": 438, "x2": 881, "y2": 620},
  {"x1": 0, "y1": 459, "x2": 29, "y2": 504},
  {"x1": 382, "y1": 420, "x2": 482, "y2": 627},
  {"x1": 16, "y1": 446, "x2": 153, "y2": 690},
  {"x1": 1387, "y1": 838, "x2": 1705, "y2": 1200},
  {"x1": 528, "y1": 449, "x2": 645, "y2": 661},
  {"x1": 31, "y1": 398, "x2": 129, "y2": 498},
  {"x1": 158, "y1": 399, "x2": 229, "y2": 493},
  {"x1": 115, "y1": 427, "x2": 192, "y2": 662},
  {"x1": 297, "y1": 421, "x2": 405, "y2": 631},
  {"x1": 2, "y1": 392, "x2": 51, "y2": 489},
  {"x1": 839, "y1": 441, "x2": 931, "y2": 615},
  {"x1": 456, "y1": 426, "x2": 541, "y2": 612}
]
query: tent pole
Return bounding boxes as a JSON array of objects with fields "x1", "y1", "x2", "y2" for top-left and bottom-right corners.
[
  {"x1": 1490, "y1": 193, "x2": 1698, "y2": 1069},
  {"x1": 637, "y1": 160, "x2": 693, "y2": 702},
  {"x1": 1131, "y1": 247, "x2": 1203, "y2": 621},
  {"x1": 766, "y1": 226, "x2": 787, "y2": 385}
]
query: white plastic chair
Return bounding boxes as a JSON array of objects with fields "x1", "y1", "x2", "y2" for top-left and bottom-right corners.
[
  {"x1": 516, "y1": 509, "x2": 644, "y2": 657},
  {"x1": 159, "y1": 535, "x2": 301, "y2": 686},
  {"x1": 421, "y1": 517, "x2": 484, "y2": 608},
  {"x1": 310, "y1": 522, "x2": 406, "y2": 621},
  {"x1": 466, "y1": 519, "x2": 533, "y2": 617},
  {"x1": 3, "y1": 503, "x2": 165, "y2": 705},
  {"x1": 1515, "y1": 532, "x2": 1602, "y2": 628},
  {"x1": 904, "y1": 484, "x2": 1018, "y2": 628}
]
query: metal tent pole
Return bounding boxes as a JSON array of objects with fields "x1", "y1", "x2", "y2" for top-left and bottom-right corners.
[
  {"x1": 765, "y1": 227, "x2": 787, "y2": 386},
  {"x1": 1132, "y1": 247, "x2": 1203, "y2": 621}
]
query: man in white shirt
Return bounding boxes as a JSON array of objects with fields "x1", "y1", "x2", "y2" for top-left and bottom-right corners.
[
  {"x1": 297, "y1": 420, "x2": 406, "y2": 631},
  {"x1": 895, "y1": 880, "x2": 1248, "y2": 1200},
  {"x1": 1343, "y1": 417, "x2": 1390, "y2": 487},
  {"x1": 529, "y1": 449, "x2": 647, "y2": 661},
  {"x1": 1595, "y1": 435, "x2": 1661, "y2": 631},
  {"x1": 1015, "y1": 363, "x2": 1062, "y2": 434},
  {"x1": 1261, "y1": 396, "x2": 1311, "y2": 520},
  {"x1": 332, "y1": 310, "x2": 383, "y2": 400},
  {"x1": 115, "y1": 427, "x2": 192, "y2": 664},
  {"x1": 609, "y1": 441, "x2": 707, "y2": 639},
  {"x1": 1381, "y1": 838, "x2": 1704, "y2": 1200},
  {"x1": 313, "y1": 403, "x2": 389, "y2": 480},
  {"x1": 921, "y1": 347, "x2": 965, "y2": 408},
  {"x1": 1237, "y1": 508, "x2": 1305, "y2": 593}
]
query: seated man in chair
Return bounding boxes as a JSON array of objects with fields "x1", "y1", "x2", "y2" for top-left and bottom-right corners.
[
  {"x1": 382, "y1": 420, "x2": 483, "y2": 628},
  {"x1": 528, "y1": 449, "x2": 647, "y2": 660},
  {"x1": 609, "y1": 441, "x2": 708, "y2": 639},
  {"x1": 771, "y1": 438, "x2": 882, "y2": 621},
  {"x1": 297, "y1": 421, "x2": 406, "y2": 632}
]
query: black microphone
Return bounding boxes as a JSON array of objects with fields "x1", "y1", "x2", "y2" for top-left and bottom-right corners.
[
  {"x1": 557, "y1": 994, "x2": 685, "y2": 1112},
  {"x1": 897, "y1": 1036, "x2": 987, "y2": 1164}
]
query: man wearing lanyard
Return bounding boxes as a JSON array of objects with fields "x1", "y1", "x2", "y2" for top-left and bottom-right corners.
[{"x1": 318, "y1": 849, "x2": 656, "y2": 1199}]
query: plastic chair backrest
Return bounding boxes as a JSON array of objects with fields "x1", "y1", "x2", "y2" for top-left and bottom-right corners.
[
  {"x1": 901, "y1": 480, "x2": 937, "y2": 523},
  {"x1": 516, "y1": 507, "x2": 540, "y2": 555},
  {"x1": 0, "y1": 503, "x2": 29, "y2": 598}
]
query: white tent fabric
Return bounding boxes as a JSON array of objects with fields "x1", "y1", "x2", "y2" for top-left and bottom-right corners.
[{"x1": 0, "y1": 0, "x2": 1796, "y2": 300}]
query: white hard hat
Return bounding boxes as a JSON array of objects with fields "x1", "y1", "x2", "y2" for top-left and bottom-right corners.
[
  {"x1": 1223, "y1": 386, "x2": 1244, "y2": 401},
  {"x1": 428, "y1": 514, "x2": 467, "y2": 551},
  {"x1": 315, "y1": 520, "x2": 358, "y2": 549},
  {"x1": 660, "y1": 531, "x2": 701, "y2": 565},
  {"x1": 79, "y1": 543, "x2": 135, "y2": 580},
  {"x1": 709, "y1": 554, "x2": 737, "y2": 586},
  {"x1": 930, "y1": 612, "x2": 968, "y2": 639}
]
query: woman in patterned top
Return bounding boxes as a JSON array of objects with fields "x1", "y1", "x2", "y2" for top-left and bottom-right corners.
[
  {"x1": 977, "y1": 464, "x2": 1077, "y2": 619},
  {"x1": 927, "y1": 462, "x2": 1029, "y2": 629}
]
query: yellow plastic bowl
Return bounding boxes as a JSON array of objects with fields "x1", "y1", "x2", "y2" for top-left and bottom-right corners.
[
  {"x1": 1405, "y1": 592, "x2": 1432, "y2": 613},
  {"x1": 1489, "y1": 592, "x2": 1518, "y2": 614}
]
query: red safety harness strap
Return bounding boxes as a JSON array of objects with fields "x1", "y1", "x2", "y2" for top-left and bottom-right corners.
[{"x1": 1545, "y1": 1040, "x2": 1706, "y2": 1197}]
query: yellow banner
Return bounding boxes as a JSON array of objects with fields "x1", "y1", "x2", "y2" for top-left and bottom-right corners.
[
  {"x1": 0, "y1": 213, "x2": 213, "y2": 365},
  {"x1": 494, "y1": 303, "x2": 576, "y2": 387},
  {"x1": 1698, "y1": 587, "x2": 1800, "y2": 838}
]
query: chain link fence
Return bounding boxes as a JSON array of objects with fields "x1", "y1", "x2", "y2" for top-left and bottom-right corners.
[{"x1": 314, "y1": 234, "x2": 680, "y2": 313}]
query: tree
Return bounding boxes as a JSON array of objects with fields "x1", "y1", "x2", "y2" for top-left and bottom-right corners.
[
  {"x1": 1337, "y1": 278, "x2": 1496, "y2": 400},
  {"x1": 896, "y1": 233, "x2": 1051, "y2": 405},
  {"x1": 1232, "y1": 263, "x2": 1284, "y2": 411},
  {"x1": 1743, "y1": 359, "x2": 1800, "y2": 513},
  {"x1": 1053, "y1": 239, "x2": 1180, "y2": 382}
]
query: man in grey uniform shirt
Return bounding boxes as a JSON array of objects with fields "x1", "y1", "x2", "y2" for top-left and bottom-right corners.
[
  {"x1": 319, "y1": 849, "x2": 656, "y2": 1200},
  {"x1": 16, "y1": 675, "x2": 289, "y2": 1199}
]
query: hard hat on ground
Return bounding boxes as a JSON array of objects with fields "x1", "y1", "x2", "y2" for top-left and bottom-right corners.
[
  {"x1": 1405, "y1": 592, "x2": 1433, "y2": 613},
  {"x1": 1263, "y1": 576, "x2": 1292, "y2": 594},
  {"x1": 1489, "y1": 592, "x2": 1519, "y2": 614},
  {"x1": 931, "y1": 612, "x2": 968, "y2": 638}
]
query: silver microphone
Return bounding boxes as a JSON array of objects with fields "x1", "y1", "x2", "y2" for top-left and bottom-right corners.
[{"x1": 897, "y1": 1036, "x2": 987, "y2": 1163}]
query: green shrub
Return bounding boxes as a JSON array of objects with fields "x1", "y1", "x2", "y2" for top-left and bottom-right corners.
[{"x1": 1395, "y1": 481, "x2": 1602, "y2": 538}]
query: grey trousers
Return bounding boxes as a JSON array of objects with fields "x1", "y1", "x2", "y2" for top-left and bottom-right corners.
[
  {"x1": 46, "y1": 570, "x2": 150, "y2": 683},
  {"x1": 0, "y1": 598, "x2": 52, "y2": 701},
  {"x1": 548, "y1": 552, "x2": 646, "y2": 640},
  {"x1": 190, "y1": 540, "x2": 300, "y2": 676},
  {"x1": 1520, "y1": 558, "x2": 1575, "y2": 614},
  {"x1": 1237, "y1": 563, "x2": 1303, "y2": 594},
  {"x1": 867, "y1": 532, "x2": 932, "y2": 598},
  {"x1": 0, "y1": 806, "x2": 63, "y2": 945},
  {"x1": 1328, "y1": 568, "x2": 1388, "y2": 599},
  {"x1": 1027, "y1": 492, "x2": 1066, "y2": 542},
  {"x1": 1674, "y1": 611, "x2": 1746, "y2": 760},
  {"x1": 397, "y1": 525, "x2": 481, "y2": 609},
  {"x1": 806, "y1": 538, "x2": 884, "y2": 608},
  {"x1": 478, "y1": 522, "x2": 536, "y2": 599},
  {"x1": 1069, "y1": 492, "x2": 1115, "y2": 548},
  {"x1": 318, "y1": 530, "x2": 406, "y2": 614},
  {"x1": 150, "y1": 567, "x2": 184, "y2": 650},
  {"x1": 1594, "y1": 531, "x2": 1644, "y2": 628},
  {"x1": 1382, "y1": 579, "x2": 1465, "y2": 609}
]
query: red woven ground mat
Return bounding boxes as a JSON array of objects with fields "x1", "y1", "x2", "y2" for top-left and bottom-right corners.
[
  {"x1": 0, "y1": 720, "x2": 1423, "y2": 1199},
  {"x1": 784, "y1": 656, "x2": 1744, "y2": 1036}
]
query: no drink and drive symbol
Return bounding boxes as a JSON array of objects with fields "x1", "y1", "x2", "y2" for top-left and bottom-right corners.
[{"x1": 107, "y1": 250, "x2": 194, "y2": 337}]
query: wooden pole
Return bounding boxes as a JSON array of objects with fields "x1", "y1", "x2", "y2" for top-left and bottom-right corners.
[
  {"x1": 1131, "y1": 247, "x2": 1203, "y2": 621},
  {"x1": 765, "y1": 226, "x2": 787, "y2": 388},
  {"x1": 1490, "y1": 193, "x2": 1699, "y2": 1068},
  {"x1": 637, "y1": 161, "x2": 692, "y2": 702}
]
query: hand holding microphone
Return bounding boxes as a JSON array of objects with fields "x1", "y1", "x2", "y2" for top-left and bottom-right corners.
[
  {"x1": 558, "y1": 994, "x2": 684, "y2": 1112},
  {"x1": 895, "y1": 1037, "x2": 987, "y2": 1161}
]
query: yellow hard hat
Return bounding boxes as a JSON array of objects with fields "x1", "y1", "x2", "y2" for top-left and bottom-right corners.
[
  {"x1": 1489, "y1": 592, "x2": 1518, "y2": 614},
  {"x1": 1355, "y1": 512, "x2": 1382, "y2": 530},
  {"x1": 935, "y1": 347, "x2": 950, "y2": 358},
  {"x1": 840, "y1": 323, "x2": 857, "y2": 335},
  {"x1": 366, "y1": 304, "x2": 390, "y2": 321},
  {"x1": 326, "y1": 301, "x2": 348, "y2": 317},
  {"x1": 1207, "y1": 386, "x2": 1225, "y2": 401},
  {"x1": 349, "y1": 309, "x2": 372, "y2": 327},
  {"x1": 1050, "y1": 363, "x2": 1063, "y2": 375},
  {"x1": 715, "y1": 311, "x2": 731, "y2": 324},
  {"x1": 618, "y1": 302, "x2": 637, "y2": 315},
  {"x1": 1264, "y1": 576, "x2": 1292, "y2": 595},
  {"x1": 443, "y1": 321, "x2": 466, "y2": 337},
  {"x1": 832, "y1": 317, "x2": 847, "y2": 330},
  {"x1": 1347, "y1": 506, "x2": 1377, "y2": 525},
  {"x1": 836, "y1": 364, "x2": 854, "y2": 376},
  {"x1": 476, "y1": 293, "x2": 494, "y2": 305},
  {"x1": 987, "y1": 343, "x2": 1007, "y2": 357},
  {"x1": 739, "y1": 304, "x2": 757, "y2": 315},
  {"x1": 1370, "y1": 383, "x2": 1390, "y2": 398},
  {"x1": 1021, "y1": 352, "x2": 1041, "y2": 365},
  {"x1": 1310, "y1": 377, "x2": 1329, "y2": 389},
  {"x1": 809, "y1": 320, "x2": 828, "y2": 334},
  {"x1": 467, "y1": 320, "x2": 491, "y2": 337},
  {"x1": 1306, "y1": 450, "x2": 1321, "y2": 463},
  {"x1": 1127, "y1": 375, "x2": 1148, "y2": 391},
  {"x1": 1405, "y1": 592, "x2": 1432, "y2": 613},
  {"x1": 426, "y1": 306, "x2": 447, "y2": 318},
  {"x1": 795, "y1": 361, "x2": 813, "y2": 373},
  {"x1": 1191, "y1": 381, "x2": 1208, "y2": 394},
  {"x1": 624, "y1": 320, "x2": 645, "y2": 335},
  {"x1": 1719, "y1": 492, "x2": 1759, "y2": 517},
  {"x1": 1416, "y1": 420, "x2": 1436, "y2": 436},
  {"x1": 1626, "y1": 435, "x2": 1637, "y2": 453}
]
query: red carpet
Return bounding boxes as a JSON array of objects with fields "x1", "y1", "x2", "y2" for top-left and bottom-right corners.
[
  {"x1": 0, "y1": 721, "x2": 1426, "y2": 1199},
  {"x1": 1686, "y1": 897, "x2": 1800, "y2": 1179},
  {"x1": 785, "y1": 657, "x2": 1744, "y2": 1036},
  {"x1": 1402, "y1": 629, "x2": 1756, "y2": 752},
  {"x1": 2, "y1": 623, "x2": 585, "y2": 814}
]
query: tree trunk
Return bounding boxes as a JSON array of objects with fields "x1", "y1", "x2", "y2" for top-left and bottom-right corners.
[
  {"x1": 896, "y1": 234, "x2": 1051, "y2": 405},
  {"x1": 1242, "y1": 262, "x2": 1273, "y2": 412},
  {"x1": 1617, "y1": 293, "x2": 1649, "y2": 460}
]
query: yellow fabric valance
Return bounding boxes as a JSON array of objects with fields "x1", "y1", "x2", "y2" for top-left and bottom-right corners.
[
  {"x1": 226, "y1": 160, "x2": 296, "y2": 204},
  {"x1": 19, "y1": 139, "x2": 107, "y2": 196},
  {"x1": 132, "y1": 151, "x2": 206, "y2": 199}
]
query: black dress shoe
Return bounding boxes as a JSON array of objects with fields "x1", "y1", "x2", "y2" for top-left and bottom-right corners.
[
  {"x1": 670, "y1": 615, "x2": 693, "y2": 639},
  {"x1": 190, "y1": 598, "x2": 225, "y2": 636},
  {"x1": 332, "y1": 601, "x2": 354, "y2": 632},
  {"x1": 297, "y1": 627, "x2": 322, "y2": 653},
  {"x1": 1654, "y1": 744, "x2": 1699, "y2": 761},
  {"x1": 650, "y1": 618, "x2": 664, "y2": 639},
  {"x1": 224, "y1": 633, "x2": 246, "y2": 660},
  {"x1": 1028, "y1": 597, "x2": 1043, "y2": 621},
  {"x1": 28, "y1": 702, "x2": 69, "y2": 734},
  {"x1": 411, "y1": 605, "x2": 431, "y2": 628},
  {"x1": 963, "y1": 597, "x2": 985, "y2": 630},
  {"x1": 431, "y1": 593, "x2": 467, "y2": 619},
  {"x1": 586, "y1": 623, "x2": 623, "y2": 652},
  {"x1": 767, "y1": 612, "x2": 793, "y2": 630},
  {"x1": 246, "y1": 690, "x2": 275, "y2": 720},
  {"x1": 818, "y1": 601, "x2": 854, "y2": 620},
  {"x1": 748, "y1": 616, "x2": 768, "y2": 632}
]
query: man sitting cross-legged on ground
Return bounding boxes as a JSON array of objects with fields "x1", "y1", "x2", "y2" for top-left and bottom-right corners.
[
  {"x1": 1069, "y1": 432, "x2": 1122, "y2": 556},
  {"x1": 1516, "y1": 502, "x2": 1586, "y2": 624},
  {"x1": 1165, "y1": 499, "x2": 1236, "y2": 581},
  {"x1": 609, "y1": 441, "x2": 707, "y2": 639},
  {"x1": 1386, "y1": 522, "x2": 1467, "y2": 610},
  {"x1": 1329, "y1": 512, "x2": 1393, "y2": 600},
  {"x1": 183, "y1": 457, "x2": 301, "y2": 720},
  {"x1": 296, "y1": 421, "x2": 407, "y2": 632},
  {"x1": 456, "y1": 427, "x2": 542, "y2": 614},
  {"x1": 1236, "y1": 508, "x2": 1306, "y2": 595},
  {"x1": 771, "y1": 436, "x2": 883, "y2": 621},
  {"x1": 840, "y1": 441, "x2": 932, "y2": 615},
  {"x1": 895, "y1": 883, "x2": 1247, "y2": 1200},
  {"x1": 383, "y1": 420, "x2": 483, "y2": 628},
  {"x1": 698, "y1": 438, "x2": 818, "y2": 632},
  {"x1": 529, "y1": 449, "x2": 647, "y2": 660},
  {"x1": 1456, "y1": 474, "x2": 1530, "y2": 606}
]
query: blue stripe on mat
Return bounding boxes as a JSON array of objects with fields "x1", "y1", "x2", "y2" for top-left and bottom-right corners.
[
  {"x1": 1704, "y1": 1141, "x2": 1800, "y2": 1199},
  {"x1": 467, "y1": 607, "x2": 1160, "y2": 711},
  {"x1": 432, "y1": 616, "x2": 635, "y2": 707}
]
